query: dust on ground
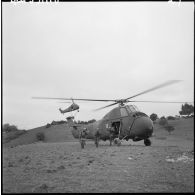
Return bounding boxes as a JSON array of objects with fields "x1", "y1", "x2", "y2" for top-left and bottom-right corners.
[{"x1": 3, "y1": 134, "x2": 194, "y2": 193}]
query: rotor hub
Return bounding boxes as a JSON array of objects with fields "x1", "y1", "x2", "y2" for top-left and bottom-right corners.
[{"x1": 116, "y1": 99, "x2": 127, "y2": 106}]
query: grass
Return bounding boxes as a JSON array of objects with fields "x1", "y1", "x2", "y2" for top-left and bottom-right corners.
[{"x1": 3, "y1": 118, "x2": 194, "y2": 148}]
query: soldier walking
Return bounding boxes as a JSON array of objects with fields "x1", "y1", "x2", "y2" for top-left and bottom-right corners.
[
  {"x1": 94, "y1": 130, "x2": 100, "y2": 148},
  {"x1": 79, "y1": 128, "x2": 88, "y2": 149}
]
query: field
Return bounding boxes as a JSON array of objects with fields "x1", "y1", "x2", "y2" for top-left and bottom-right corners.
[{"x1": 2, "y1": 118, "x2": 194, "y2": 193}]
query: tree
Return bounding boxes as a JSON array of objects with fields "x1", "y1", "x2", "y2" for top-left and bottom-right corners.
[
  {"x1": 87, "y1": 119, "x2": 96, "y2": 124},
  {"x1": 164, "y1": 125, "x2": 175, "y2": 135},
  {"x1": 36, "y1": 132, "x2": 45, "y2": 141},
  {"x1": 179, "y1": 103, "x2": 194, "y2": 116},
  {"x1": 46, "y1": 123, "x2": 51, "y2": 128},
  {"x1": 159, "y1": 116, "x2": 168, "y2": 126},
  {"x1": 150, "y1": 113, "x2": 158, "y2": 122},
  {"x1": 3, "y1": 123, "x2": 18, "y2": 133},
  {"x1": 167, "y1": 116, "x2": 175, "y2": 120}
]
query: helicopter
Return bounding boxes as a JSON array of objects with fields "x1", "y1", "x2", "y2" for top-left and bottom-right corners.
[
  {"x1": 32, "y1": 80, "x2": 192, "y2": 148},
  {"x1": 58, "y1": 99, "x2": 79, "y2": 114}
]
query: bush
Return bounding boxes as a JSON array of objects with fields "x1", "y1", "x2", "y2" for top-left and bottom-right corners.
[
  {"x1": 51, "y1": 121, "x2": 58, "y2": 125},
  {"x1": 175, "y1": 115, "x2": 180, "y2": 119},
  {"x1": 182, "y1": 115, "x2": 194, "y2": 119},
  {"x1": 58, "y1": 120, "x2": 66, "y2": 124},
  {"x1": 3, "y1": 123, "x2": 18, "y2": 133},
  {"x1": 159, "y1": 116, "x2": 168, "y2": 126},
  {"x1": 50, "y1": 120, "x2": 66, "y2": 126},
  {"x1": 46, "y1": 123, "x2": 51, "y2": 128},
  {"x1": 179, "y1": 103, "x2": 194, "y2": 116},
  {"x1": 150, "y1": 113, "x2": 158, "y2": 122},
  {"x1": 164, "y1": 125, "x2": 175, "y2": 134},
  {"x1": 76, "y1": 119, "x2": 96, "y2": 124},
  {"x1": 3, "y1": 130, "x2": 26, "y2": 143},
  {"x1": 36, "y1": 132, "x2": 45, "y2": 141},
  {"x1": 87, "y1": 119, "x2": 96, "y2": 124},
  {"x1": 167, "y1": 116, "x2": 175, "y2": 120}
]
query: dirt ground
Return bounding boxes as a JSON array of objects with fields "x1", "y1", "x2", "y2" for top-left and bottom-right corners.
[{"x1": 3, "y1": 130, "x2": 194, "y2": 193}]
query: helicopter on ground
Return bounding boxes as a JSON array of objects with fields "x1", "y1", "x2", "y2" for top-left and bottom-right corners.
[{"x1": 32, "y1": 80, "x2": 192, "y2": 148}]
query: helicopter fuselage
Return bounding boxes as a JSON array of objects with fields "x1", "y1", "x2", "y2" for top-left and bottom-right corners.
[
  {"x1": 59, "y1": 103, "x2": 79, "y2": 114},
  {"x1": 69, "y1": 105, "x2": 153, "y2": 145}
]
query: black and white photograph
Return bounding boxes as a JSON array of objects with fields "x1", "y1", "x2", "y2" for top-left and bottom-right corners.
[{"x1": 2, "y1": 1, "x2": 194, "y2": 193}]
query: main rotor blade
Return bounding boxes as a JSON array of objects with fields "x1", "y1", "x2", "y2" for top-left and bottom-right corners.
[
  {"x1": 127, "y1": 100, "x2": 193, "y2": 103},
  {"x1": 57, "y1": 101, "x2": 72, "y2": 103},
  {"x1": 32, "y1": 97, "x2": 116, "y2": 102},
  {"x1": 93, "y1": 102, "x2": 118, "y2": 111},
  {"x1": 125, "y1": 80, "x2": 181, "y2": 101},
  {"x1": 57, "y1": 101, "x2": 91, "y2": 103}
]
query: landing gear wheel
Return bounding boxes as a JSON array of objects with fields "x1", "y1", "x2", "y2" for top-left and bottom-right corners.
[
  {"x1": 144, "y1": 138, "x2": 151, "y2": 146},
  {"x1": 114, "y1": 138, "x2": 121, "y2": 146}
]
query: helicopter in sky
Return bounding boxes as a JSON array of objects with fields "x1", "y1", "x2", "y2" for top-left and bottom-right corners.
[
  {"x1": 58, "y1": 99, "x2": 80, "y2": 114},
  {"x1": 32, "y1": 80, "x2": 192, "y2": 148}
]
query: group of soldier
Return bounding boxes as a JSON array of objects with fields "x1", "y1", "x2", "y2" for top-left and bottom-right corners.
[{"x1": 79, "y1": 125, "x2": 119, "y2": 149}]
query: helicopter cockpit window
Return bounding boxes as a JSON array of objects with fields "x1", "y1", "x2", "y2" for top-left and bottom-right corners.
[
  {"x1": 133, "y1": 105, "x2": 140, "y2": 112},
  {"x1": 120, "y1": 107, "x2": 129, "y2": 117},
  {"x1": 126, "y1": 105, "x2": 140, "y2": 113}
]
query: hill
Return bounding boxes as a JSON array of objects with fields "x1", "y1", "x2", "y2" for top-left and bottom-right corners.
[
  {"x1": 3, "y1": 123, "x2": 77, "y2": 148},
  {"x1": 3, "y1": 130, "x2": 26, "y2": 144},
  {"x1": 3, "y1": 117, "x2": 194, "y2": 148},
  {"x1": 154, "y1": 117, "x2": 194, "y2": 141}
]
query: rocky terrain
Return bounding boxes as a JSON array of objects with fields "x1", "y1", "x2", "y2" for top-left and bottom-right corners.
[{"x1": 2, "y1": 118, "x2": 194, "y2": 193}]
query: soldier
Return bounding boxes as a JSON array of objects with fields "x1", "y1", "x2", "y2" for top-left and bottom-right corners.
[
  {"x1": 108, "y1": 126, "x2": 115, "y2": 146},
  {"x1": 94, "y1": 130, "x2": 100, "y2": 148},
  {"x1": 79, "y1": 128, "x2": 88, "y2": 149}
]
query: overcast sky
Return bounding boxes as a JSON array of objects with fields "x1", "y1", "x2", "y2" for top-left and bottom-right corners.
[{"x1": 2, "y1": 2, "x2": 194, "y2": 130}]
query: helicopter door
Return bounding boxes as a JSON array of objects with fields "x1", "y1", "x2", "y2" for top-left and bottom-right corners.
[{"x1": 111, "y1": 121, "x2": 121, "y2": 137}]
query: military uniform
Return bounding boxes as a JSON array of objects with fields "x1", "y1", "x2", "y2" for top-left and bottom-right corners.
[
  {"x1": 94, "y1": 130, "x2": 100, "y2": 148},
  {"x1": 79, "y1": 128, "x2": 87, "y2": 149},
  {"x1": 108, "y1": 126, "x2": 115, "y2": 146}
]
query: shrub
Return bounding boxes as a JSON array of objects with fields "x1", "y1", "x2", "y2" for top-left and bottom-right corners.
[
  {"x1": 58, "y1": 120, "x2": 66, "y2": 124},
  {"x1": 159, "y1": 116, "x2": 168, "y2": 126},
  {"x1": 51, "y1": 121, "x2": 58, "y2": 125},
  {"x1": 3, "y1": 123, "x2": 18, "y2": 133},
  {"x1": 48, "y1": 120, "x2": 67, "y2": 126},
  {"x1": 150, "y1": 113, "x2": 158, "y2": 122},
  {"x1": 87, "y1": 119, "x2": 96, "y2": 124},
  {"x1": 46, "y1": 123, "x2": 51, "y2": 128},
  {"x1": 3, "y1": 130, "x2": 26, "y2": 143},
  {"x1": 76, "y1": 119, "x2": 96, "y2": 124},
  {"x1": 36, "y1": 132, "x2": 45, "y2": 141},
  {"x1": 175, "y1": 115, "x2": 180, "y2": 119},
  {"x1": 167, "y1": 116, "x2": 175, "y2": 120},
  {"x1": 164, "y1": 125, "x2": 175, "y2": 134}
]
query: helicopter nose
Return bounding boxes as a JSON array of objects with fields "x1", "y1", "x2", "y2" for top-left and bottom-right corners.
[{"x1": 131, "y1": 116, "x2": 153, "y2": 138}]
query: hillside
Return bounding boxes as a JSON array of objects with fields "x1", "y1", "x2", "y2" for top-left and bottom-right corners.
[
  {"x1": 3, "y1": 123, "x2": 77, "y2": 148},
  {"x1": 154, "y1": 117, "x2": 194, "y2": 141},
  {"x1": 3, "y1": 118, "x2": 194, "y2": 148},
  {"x1": 3, "y1": 130, "x2": 26, "y2": 144}
]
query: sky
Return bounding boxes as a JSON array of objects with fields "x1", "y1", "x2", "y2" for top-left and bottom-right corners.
[{"x1": 2, "y1": 2, "x2": 194, "y2": 130}]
